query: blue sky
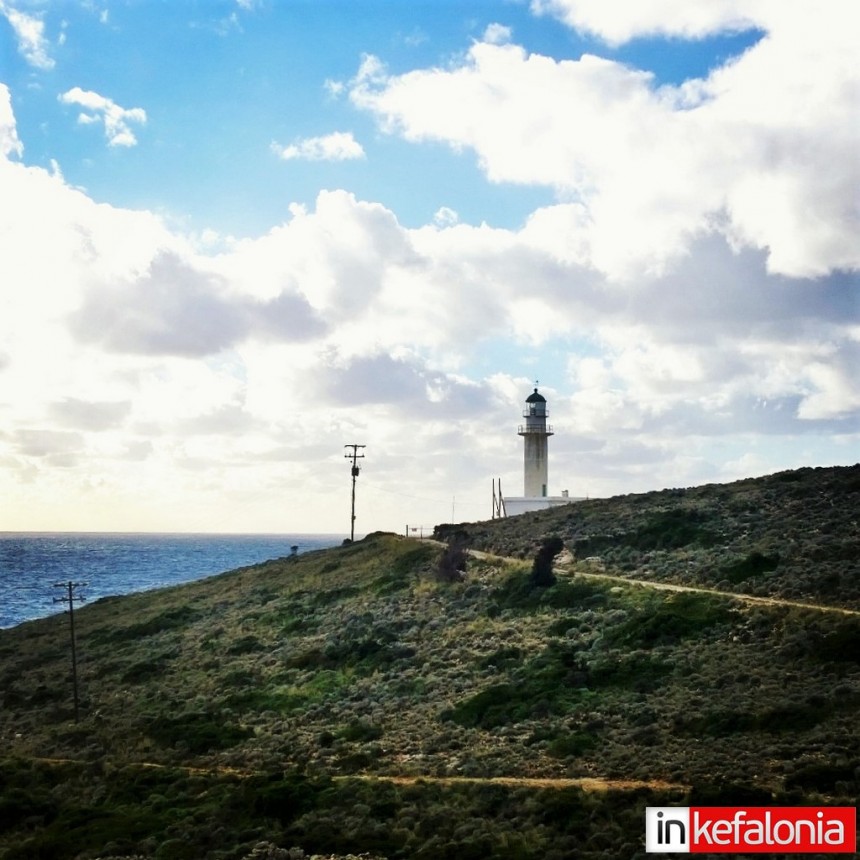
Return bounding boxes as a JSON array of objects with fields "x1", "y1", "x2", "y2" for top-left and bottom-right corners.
[
  {"x1": 4, "y1": 1, "x2": 764, "y2": 235},
  {"x1": 0, "y1": 0, "x2": 858, "y2": 533}
]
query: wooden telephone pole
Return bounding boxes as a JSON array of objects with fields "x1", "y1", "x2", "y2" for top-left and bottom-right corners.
[
  {"x1": 344, "y1": 444, "x2": 366, "y2": 542},
  {"x1": 53, "y1": 581, "x2": 87, "y2": 722}
]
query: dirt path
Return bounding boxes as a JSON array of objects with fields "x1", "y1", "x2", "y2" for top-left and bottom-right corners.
[
  {"x1": 29, "y1": 757, "x2": 686, "y2": 793},
  {"x1": 338, "y1": 773, "x2": 688, "y2": 793},
  {"x1": 464, "y1": 548, "x2": 860, "y2": 616},
  {"x1": 572, "y1": 569, "x2": 860, "y2": 616}
]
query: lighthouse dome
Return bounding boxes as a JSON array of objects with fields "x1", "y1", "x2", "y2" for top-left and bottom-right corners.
[{"x1": 525, "y1": 388, "x2": 546, "y2": 403}]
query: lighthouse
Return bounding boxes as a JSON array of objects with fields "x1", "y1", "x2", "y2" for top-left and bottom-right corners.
[
  {"x1": 519, "y1": 387, "x2": 553, "y2": 497},
  {"x1": 501, "y1": 384, "x2": 585, "y2": 517}
]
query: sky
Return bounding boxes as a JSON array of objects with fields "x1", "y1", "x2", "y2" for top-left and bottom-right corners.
[{"x1": 0, "y1": 0, "x2": 858, "y2": 536}]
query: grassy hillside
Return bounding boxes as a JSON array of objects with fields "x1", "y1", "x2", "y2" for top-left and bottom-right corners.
[
  {"x1": 0, "y1": 465, "x2": 858, "y2": 859},
  {"x1": 439, "y1": 464, "x2": 860, "y2": 608}
]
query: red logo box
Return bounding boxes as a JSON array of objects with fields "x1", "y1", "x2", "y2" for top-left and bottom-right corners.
[{"x1": 646, "y1": 806, "x2": 857, "y2": 853}]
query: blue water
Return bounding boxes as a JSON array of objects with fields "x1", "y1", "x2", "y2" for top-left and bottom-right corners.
[{"x1": 0, "y1": 532, "x2": 344, "y2": 629}]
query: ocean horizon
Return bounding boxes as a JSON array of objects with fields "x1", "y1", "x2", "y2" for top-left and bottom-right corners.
[{"x1": 0, "y1": 531, "x2": 347, "y2": 629}]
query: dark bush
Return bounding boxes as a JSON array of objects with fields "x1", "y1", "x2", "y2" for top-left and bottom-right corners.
[
  {"x1": 338, "y1": 720, "x2": 384, "y2": 742},
  {"x1": 437, "y1": 541, "x2": 469, "y2": 583},
  {"x1": 603, "y1": 592, "x2": 733, "y2": 648},
  {"x1": 785, "y1": 762, "x2": 858, "y2": 792},
  {"x1": 721, "y1": 550, "x2": 780, "y2": 583},
  {"x1": 245, "y1": 772, "x2": 322, "y2": 822},
  {"x1": 547, "y1": 732, "x2": 596, "y2": 758},
  {"x1": 89, "y1": 606, "x2": 200, "y2": 643},
  {"x1": 440, "y1": 684, "x2": 518, "y2": 729},
  {"x1": 146, "y1": 711, "x2": 252, "y2": 754},
  {"x1": 121, "y1": 655, "x2": 171, "y2": 683},
  {"x1": 530, "y1": 536, "x2": 565, "y2": 588},
  {"x1": 226, "y1": 635, "x2": 265, "y2": 655}
]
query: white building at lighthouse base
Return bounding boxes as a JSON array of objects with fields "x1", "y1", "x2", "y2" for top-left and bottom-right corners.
[{"x1": 503, "y1": 490, "x2": 586, "y2": 517}]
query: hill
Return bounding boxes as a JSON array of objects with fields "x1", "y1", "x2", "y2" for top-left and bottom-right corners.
[
  {"x1": 438, "y1": 464, "x2": 860, "y2": 609},
  {"x1": 0, "y1": 465, "x2": 858, "y2": 859}
]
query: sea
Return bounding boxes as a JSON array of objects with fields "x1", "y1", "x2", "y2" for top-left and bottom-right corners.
[{"x1": 0, "y1": 532, "x2": 345, "y2": 630}]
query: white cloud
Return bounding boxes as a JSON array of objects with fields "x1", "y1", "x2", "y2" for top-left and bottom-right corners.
[
  {"x1": 58, "y1": 87, "x2": 147, "y2": 147},
  {"x1": 530, "y1": 0, "x2": 769, "y2": 44},
  {"x1": 272, "y1": 131, "x2": 365, "y2": 162},
  {"x1": 1, "y1": 12, "x2": 857, "y2": 533},
  {"x1": 0, "y1": 1, "x2": 54, "y2": 69},
  {"x1": 433, "y1": 206, "x2": 459, "y2": 227},
  {"x1": 350, "y1": 3, "x2": 860, "y2": 280},
  {"x1": 0, "y1": 84, "x2": 23, "y2": 158},
  {"x1": 483, "y1": 23, "x2": 512, "y2": 44}
]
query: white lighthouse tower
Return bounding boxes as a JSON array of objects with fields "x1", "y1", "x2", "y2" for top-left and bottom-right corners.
[
  {"x1": 502, "y1": 384, "x2": 585, "y2": 517},
  {"x1": 519, "y1": 387, "x2": 553, "y2": 497}
]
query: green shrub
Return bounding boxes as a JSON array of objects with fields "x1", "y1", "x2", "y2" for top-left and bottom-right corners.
[
  {"x1": 573, "y1": 507, "x2": 718, "y2": 555},
  {"x1": 547, "y1": 732, "x2": 597, "y2": 758},
  {"x1": 227, "y1": 635, "x2": 265, "y2": 655},
  {"x1": 721, "y1": 550, "x2": 780, "y2": 583},
  {"x1": 785, "y1": 762, "x2": 858, "y2": 792},
  {"x1": 440, "y1": 684, "x2": 520, "y2": 729},
  {"x1": 602, "y1": 592, "x2": 733, "y2": 648},
  {"x1": 121, "y1": 655, "x2": 171, "y2": 683},
  {"x1": 89, "y1": 606, "x2": 200, "y2": 643},
  {"x1": 495, "y1": 571, "x2": 605, "y2": 612},
  {"x1": 146, "y1": 711, "x2": 252, "y2": 754},
  {"x1": 338, "y1": 720, "x2": 384, "y2": 742},
  {"x1": 245, "y1": 771, "x2": 323, "y2": 822}
]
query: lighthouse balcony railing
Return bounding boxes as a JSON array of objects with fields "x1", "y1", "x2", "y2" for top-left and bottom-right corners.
[{"x1": 518, "y1": 424, "x2": 554, "y2": 435}]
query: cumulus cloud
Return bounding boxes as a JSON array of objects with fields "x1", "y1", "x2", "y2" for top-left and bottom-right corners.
[
  {"x1": 14, "y1": 429, "x2": 83, "y2": 462},
  {"x1": 433, "y1": 206, "x2": 459, "y2": 227},
  {"x1": 530, "y1": 0, "x2": 769, "y2": 44},
  {"x1": 1, "y1": 15, "x2": 857, "y2": 533},
  {"x1": 272, "y1": 131, "x2": 365, "y2": 161},
  {"x1": 350, "y1": 3, "x2": 860, "y2": 279},
  {"x1": 49, "y1": 398, "x2": 132, "y2": 431},
  {"x1": 0, "y1": 84, "x2": 23, "y2": 158},
  {"x1": 0, "y1": 1, "x2": 54, "y2": 69},
  {"x1": 483, "y1": 23, "x2": 512, "y2": 44},
  {"x1": 71, "y1": 251, "x2": 328, "y2": 357},
  {"x1": 59, "y1": 88, "x2": 147, "y2": 147}
]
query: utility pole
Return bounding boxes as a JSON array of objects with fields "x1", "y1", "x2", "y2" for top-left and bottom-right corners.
[
  {"x1": 344, "y1": 444, "x2": 366, "y2": 542},
  {"x1": 53, "y1": 580, "x2": 87, "y2": 723}
]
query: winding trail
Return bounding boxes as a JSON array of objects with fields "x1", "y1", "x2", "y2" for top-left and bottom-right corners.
[
  {"x1": 29, "y1": 757, "x2": 686, "y2": 793},
  {"x1": 337, "y1": 773, "x2": 688, "y2": 793},
  {"x1": 464, "y1": 547, "x2": 860, "y2": 616}
]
